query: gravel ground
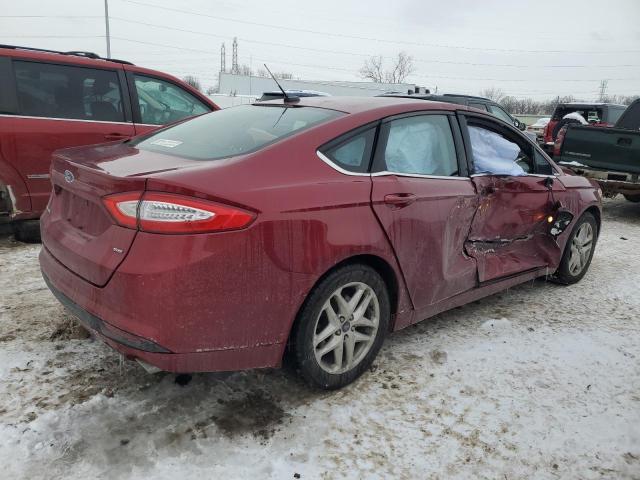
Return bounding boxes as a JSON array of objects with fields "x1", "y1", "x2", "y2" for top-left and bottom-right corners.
[{"x1": 0, "y1": 197, "x2": 639, "y2": 479}]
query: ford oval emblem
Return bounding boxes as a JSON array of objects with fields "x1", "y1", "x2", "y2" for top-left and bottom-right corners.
[{"x1": 64, "y1": 170, "x2": 75, "y2": 183}]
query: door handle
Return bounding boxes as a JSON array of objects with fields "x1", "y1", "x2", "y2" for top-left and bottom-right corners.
[
  {"x1": 617, "y1": 137, "x2": 632, "y2": 146},
  {"x1": 384, "y1": 193, "x2": 417, "y2": 208},
  {"x1": 104, "y1": 133, "x2": 129, "y2": 141}
]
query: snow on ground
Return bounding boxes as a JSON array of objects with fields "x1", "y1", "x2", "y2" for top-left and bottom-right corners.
[{"x1": 1, "y1": 197, "x2": 639, "y2": 480}]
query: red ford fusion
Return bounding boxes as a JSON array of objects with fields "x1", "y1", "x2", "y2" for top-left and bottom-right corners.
[{"x1": 40, "y1": 96, "x2": 601, "y2": 389}]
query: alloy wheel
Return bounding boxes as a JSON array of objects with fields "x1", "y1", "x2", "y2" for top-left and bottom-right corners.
[
  {"x1": 568, "y1": 222, "x2": 594, "y2": 276},
  {"x1": 312, "y1": 282, "x2": 380, "y2": 374}
]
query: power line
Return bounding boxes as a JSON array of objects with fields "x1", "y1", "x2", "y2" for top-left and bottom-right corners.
[
  {"x1": 117, "y1": 0, "x2": 640, "y2": 55},
  {"x1": 0, "y1": 15, "x2": 103, "y2": 18},
  {"x1": 110, "y1": 36, "x2": 640, "y2": 83},
  {"x1": 106, "y1": 17, "x2": 640, "y2": 69},
  {"x1": 0, "y1": 35, "x2": 105, "y2": 38}
]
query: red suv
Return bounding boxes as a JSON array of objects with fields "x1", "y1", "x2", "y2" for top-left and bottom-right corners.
[{"x1": 0, "y1": 44, "x2": 219, "y2": 241}]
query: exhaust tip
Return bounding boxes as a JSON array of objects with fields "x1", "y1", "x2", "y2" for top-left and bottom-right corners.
[{"x1": 135, "y1": 358, "x2": 163, "y2": 374}]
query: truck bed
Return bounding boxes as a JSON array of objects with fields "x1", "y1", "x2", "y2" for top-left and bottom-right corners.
[{"x1": 559, "y1": 125, "x2": 640, "y2": 174}]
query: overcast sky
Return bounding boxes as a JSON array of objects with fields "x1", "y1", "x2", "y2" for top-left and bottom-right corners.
[{"x1": 1, "y1": 0, "x2": 639, "y2": 100}]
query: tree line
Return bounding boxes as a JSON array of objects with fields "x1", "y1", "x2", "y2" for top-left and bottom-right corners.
[{"x1": 480, "y1": 88, "x2": 639, "y2": 115}]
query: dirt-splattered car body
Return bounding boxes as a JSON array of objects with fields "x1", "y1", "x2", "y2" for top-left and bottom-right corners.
[{"x1": 39, "y1": 96, "x2": 601, "y2": 374}]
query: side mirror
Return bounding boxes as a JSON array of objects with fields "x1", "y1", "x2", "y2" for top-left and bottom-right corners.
[{"x1": 515, "y1": 119, "x2": 526, "y2": 131}]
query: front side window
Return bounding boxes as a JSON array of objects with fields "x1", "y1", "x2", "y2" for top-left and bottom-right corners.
[
  {"x1": 534, "y1": 150, "x2": 554, "y2": 175},
  {"x1": 468, "y1": 124, "x2": 533, "y2": 176},
  {"x1": 320, "y1": 127, "x2": 376, "y2": 173},
  {"x1": 381, "y1": 115, "x2": 458, "y2": 176},
  {"x1": 134, "y1": 104, "x2": 343, "y2": 160},
  {"x1": 14, "y1": 61, "x2": 124, "y2": 122},
  {"x1": 134, "y1": 75, "x2": 210, "y2": 125},
  {"x1": 488, "y1": 105, "x2": 514, "y2": 124}
]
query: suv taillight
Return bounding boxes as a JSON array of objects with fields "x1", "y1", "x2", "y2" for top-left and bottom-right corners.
[{"x1": 103, "y1": 192, "x2": 256, "y2": 233}]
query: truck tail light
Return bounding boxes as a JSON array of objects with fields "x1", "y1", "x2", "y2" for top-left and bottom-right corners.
[
  {"x1": 103, "y1": 192, "x2": 256, "y2": 234},
  {"x1": 553, "y1": 126, "x2": 567, "y2": 157}
]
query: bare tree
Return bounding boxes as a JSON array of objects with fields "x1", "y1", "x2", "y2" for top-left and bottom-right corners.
[
  {"x1": 480, "y1": 87, "x2": 505, "y2": 103},
  {"x1": 183, "y1": 75, "x2": 201, "y2": 92},
  {"x1": 359, "y1": 52, "x2": 414, "y2": 84},
  {"x1": 359, "y1": 55, "x2": 385, "y2": 83}
]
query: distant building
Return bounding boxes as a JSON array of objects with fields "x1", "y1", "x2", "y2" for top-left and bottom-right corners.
[{"x1": 218, "y1": 72, "x2": 427, "y2": 98}]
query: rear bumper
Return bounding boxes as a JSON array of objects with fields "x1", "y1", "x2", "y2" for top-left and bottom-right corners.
[{"x1": 39, "y1": 245, "x2": 287, "y2": 373}]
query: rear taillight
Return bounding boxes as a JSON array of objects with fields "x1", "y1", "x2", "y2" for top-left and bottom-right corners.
[
  {"x1": 553, "y1": 127, "x2": 567, "y2": 157},
  {"x1": 103, "y1": 192, "x2": 256, "y2": 234}
]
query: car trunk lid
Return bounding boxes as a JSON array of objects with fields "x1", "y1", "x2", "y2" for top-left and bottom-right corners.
[{"x1": 41, "y1": 143, "x2": 202, "y2": 286}]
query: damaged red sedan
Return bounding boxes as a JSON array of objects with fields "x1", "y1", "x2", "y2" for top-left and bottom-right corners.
[{"x1": 40, "y1": 96, "x2": 601, "y2": 389}]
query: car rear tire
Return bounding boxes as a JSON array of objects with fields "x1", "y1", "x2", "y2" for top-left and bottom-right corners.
[
  {"x1": 552, "y1": 212, "x2": 598, "y2": 285},
  {"x1": 13, "y1": 220, "x2": 41, "y2": 243},
  {"x1": 623, "y1": 194, "x2": 640, "y2": 203},
  {"x1": 291, "y1": 264, "x2": 390, "y2": 390}
]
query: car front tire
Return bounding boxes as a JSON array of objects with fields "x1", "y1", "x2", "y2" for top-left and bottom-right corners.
[
  {"x1": 553, "y1": 212, "x2": 598, "y2": 285},
  {"x1": 291, "y1": 264, "x2": 390, "y2": 390}
]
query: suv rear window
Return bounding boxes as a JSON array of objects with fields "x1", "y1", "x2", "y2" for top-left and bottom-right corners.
[{"x1": 134, "y1": 104, "x2": 344, "y2": 160}]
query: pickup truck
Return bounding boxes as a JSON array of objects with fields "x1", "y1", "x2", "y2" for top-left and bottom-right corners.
[
  {"x1": 543, "y1": 102, "x2": 627, "y2": 155},
  {"x1": 557, "y1": 99, "x2": 640, "y2": 201}
]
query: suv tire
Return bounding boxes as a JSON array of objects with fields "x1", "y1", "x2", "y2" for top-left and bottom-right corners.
[{"x1": 14, "y1": 220, "x2": 41, "y2": 243}]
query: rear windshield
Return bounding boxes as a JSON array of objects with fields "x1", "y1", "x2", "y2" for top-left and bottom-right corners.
[
  {"x1": 552, "y1": 106, "x2": 603, "y2": 122},
  {"x1": 134, "y1": 104, "x2": 344, "y2": 160}
]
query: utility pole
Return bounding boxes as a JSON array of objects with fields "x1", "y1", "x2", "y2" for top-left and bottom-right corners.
[
  {"x1": 231, "y1": 37, "x2": 239, "y2": 74},
  {"x1": 220, "y1": 43, "x2": 226, "y2": 73},
  {"x1": 104, "y1": 0, "x2": 111, "y2": 58},
  {"x1": 598, "y1": 79, "x2": 608, "y2": 102}
]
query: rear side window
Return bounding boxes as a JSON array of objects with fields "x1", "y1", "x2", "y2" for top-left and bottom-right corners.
[
  {"x1": 319, "y1": 127, "x2": 376, "y2": 173},
  {"x1": 380, "y1": 115, "x2": 458, "y2": 176},
  {"x1": 134, "y1": 75, "x2": 210, "y2": 125},
  {"x1": 134, "y1": 104, "x2": 343, "y2": 160},
  {"x1": 13, "y1": 61, "x2": 124, "y2": 122}
]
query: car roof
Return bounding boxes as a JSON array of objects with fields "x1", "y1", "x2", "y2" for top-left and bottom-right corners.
[
  {"x1": 0, "y1": 44, "x2": 133, "y2": 67},
  {"x1": 258, "y1": 95, "x2": 461, "y2": 115},
  {"x1": 382, "y1": 93, "x2": 495, "y2": 104}
]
